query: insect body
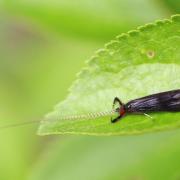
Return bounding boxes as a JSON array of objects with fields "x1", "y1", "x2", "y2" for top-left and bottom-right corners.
[
  {"x1": 111, "y1": 89, "x2": 180, "y2": 123},
  {"x1": 1, "y1": 89, "x2": 180, "y2": 129}
]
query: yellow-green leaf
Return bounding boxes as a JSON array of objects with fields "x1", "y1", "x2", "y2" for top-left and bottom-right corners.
[{"x1": 39, "y1": 15, "x2": 180, "y2": 136}]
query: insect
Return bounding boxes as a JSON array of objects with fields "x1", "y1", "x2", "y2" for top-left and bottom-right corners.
[
  {"x1": 1, "y1": 89, "x2": 180, "y2": 130},
  {"x1": 111, "y1": 89, "x2": 180, "y2": 123},
  {"x1": 0, "y1": 110, "x2": 115, "y2": 130}
]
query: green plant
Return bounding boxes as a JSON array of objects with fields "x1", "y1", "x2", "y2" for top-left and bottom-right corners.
[{"x1": 39, "y1": 15, "x2": 180, "y2": 136}]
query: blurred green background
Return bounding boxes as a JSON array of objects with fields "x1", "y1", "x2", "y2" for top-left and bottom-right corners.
[{"x1": 0, "y1": 0, "x2": 179, "y2": 180}]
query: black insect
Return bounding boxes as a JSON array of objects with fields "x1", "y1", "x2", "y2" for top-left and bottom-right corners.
[{"x1": 111, "y1": 89, "x2": 180, "y2": 123}]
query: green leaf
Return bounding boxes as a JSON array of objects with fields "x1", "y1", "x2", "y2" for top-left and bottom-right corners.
[
  {"x1": 38, "y1": 15, "x2": 180, "y2": 136},
  {"x1": 30, "y1": 130, "x2": 180, "y2": 180}
]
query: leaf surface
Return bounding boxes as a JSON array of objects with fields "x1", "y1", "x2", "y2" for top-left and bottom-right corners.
[{"x1": 39, "y1": 15, "x2": 180, "y2": 136}]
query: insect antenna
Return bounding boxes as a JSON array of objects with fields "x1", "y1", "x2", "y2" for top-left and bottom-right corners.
[
  {"x1": 0, "y1": 119, "x2": 40, "y2": 130},
  {"x1": 45, "y1": 109, "x2": 116, "y2": 122},
  {"x1": 0, "y1": 109, "x2": 116, "y2": 130}
]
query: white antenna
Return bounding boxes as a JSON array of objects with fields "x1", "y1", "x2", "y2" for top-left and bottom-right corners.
[
  {"x1": 45, "y1": 109, "x2": 116, "y2": 122},
  {"x1": 0, "y1": 109, "x2": 116, "y2": 130}
]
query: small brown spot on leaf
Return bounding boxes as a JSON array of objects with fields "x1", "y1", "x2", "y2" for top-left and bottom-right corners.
[{"x1": 146, "y1": 50, "x2": 155, "y2": 59}]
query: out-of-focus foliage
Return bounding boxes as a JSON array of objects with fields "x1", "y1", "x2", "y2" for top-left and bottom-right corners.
[
  {"x1": 162, "y1": 0, "x2": 180, "y2": 13},
  {"x1": 0, "y1": 0, "x2": 179, "y2": 180},
  {"x1": 4, "y1": 0, "x2": 171, "y2": 40},
  {"x1": 0, "y1": 14, "x2": 100, "y2": 180},
  {"x1": 30, "y1": 129, "x2": 180, "y2": 180}
]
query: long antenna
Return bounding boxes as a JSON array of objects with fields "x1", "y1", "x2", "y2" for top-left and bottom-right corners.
[
  {"x1": 0, "y1": 109, "x2": 116, "y2": 130},
  {"x1": 45, "y1": 109, "x2": 116, "y2": 121},
  {"x1": 0, "y1": 119, "x2": 40, "y2": 130}
]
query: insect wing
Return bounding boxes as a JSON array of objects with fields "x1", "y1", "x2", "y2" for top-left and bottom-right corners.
[{"x1": 126, "y1": 89, "x2": 180, "y2": 113}]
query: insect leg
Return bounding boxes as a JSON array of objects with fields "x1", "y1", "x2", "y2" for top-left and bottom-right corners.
[
  {"x1": 133, "y1": 112, "x2": 153, "y2": 119},
  {"x1": 144, "y1": 113, "x2": 153, "y2": 119},
  {"x1": 113, "y1": 97, "x2": 123, "y2": 108},
  {"x1": 111, "y1": 97, "x2": 124, "y2": 123},
  {"x1": 111, "y1": 116, "x2": 121, "y2": 123}
]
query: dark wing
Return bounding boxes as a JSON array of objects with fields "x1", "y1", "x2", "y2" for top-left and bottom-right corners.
[{"x1": 126, "y1": 89, "x2": 180, "y2": 113}]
